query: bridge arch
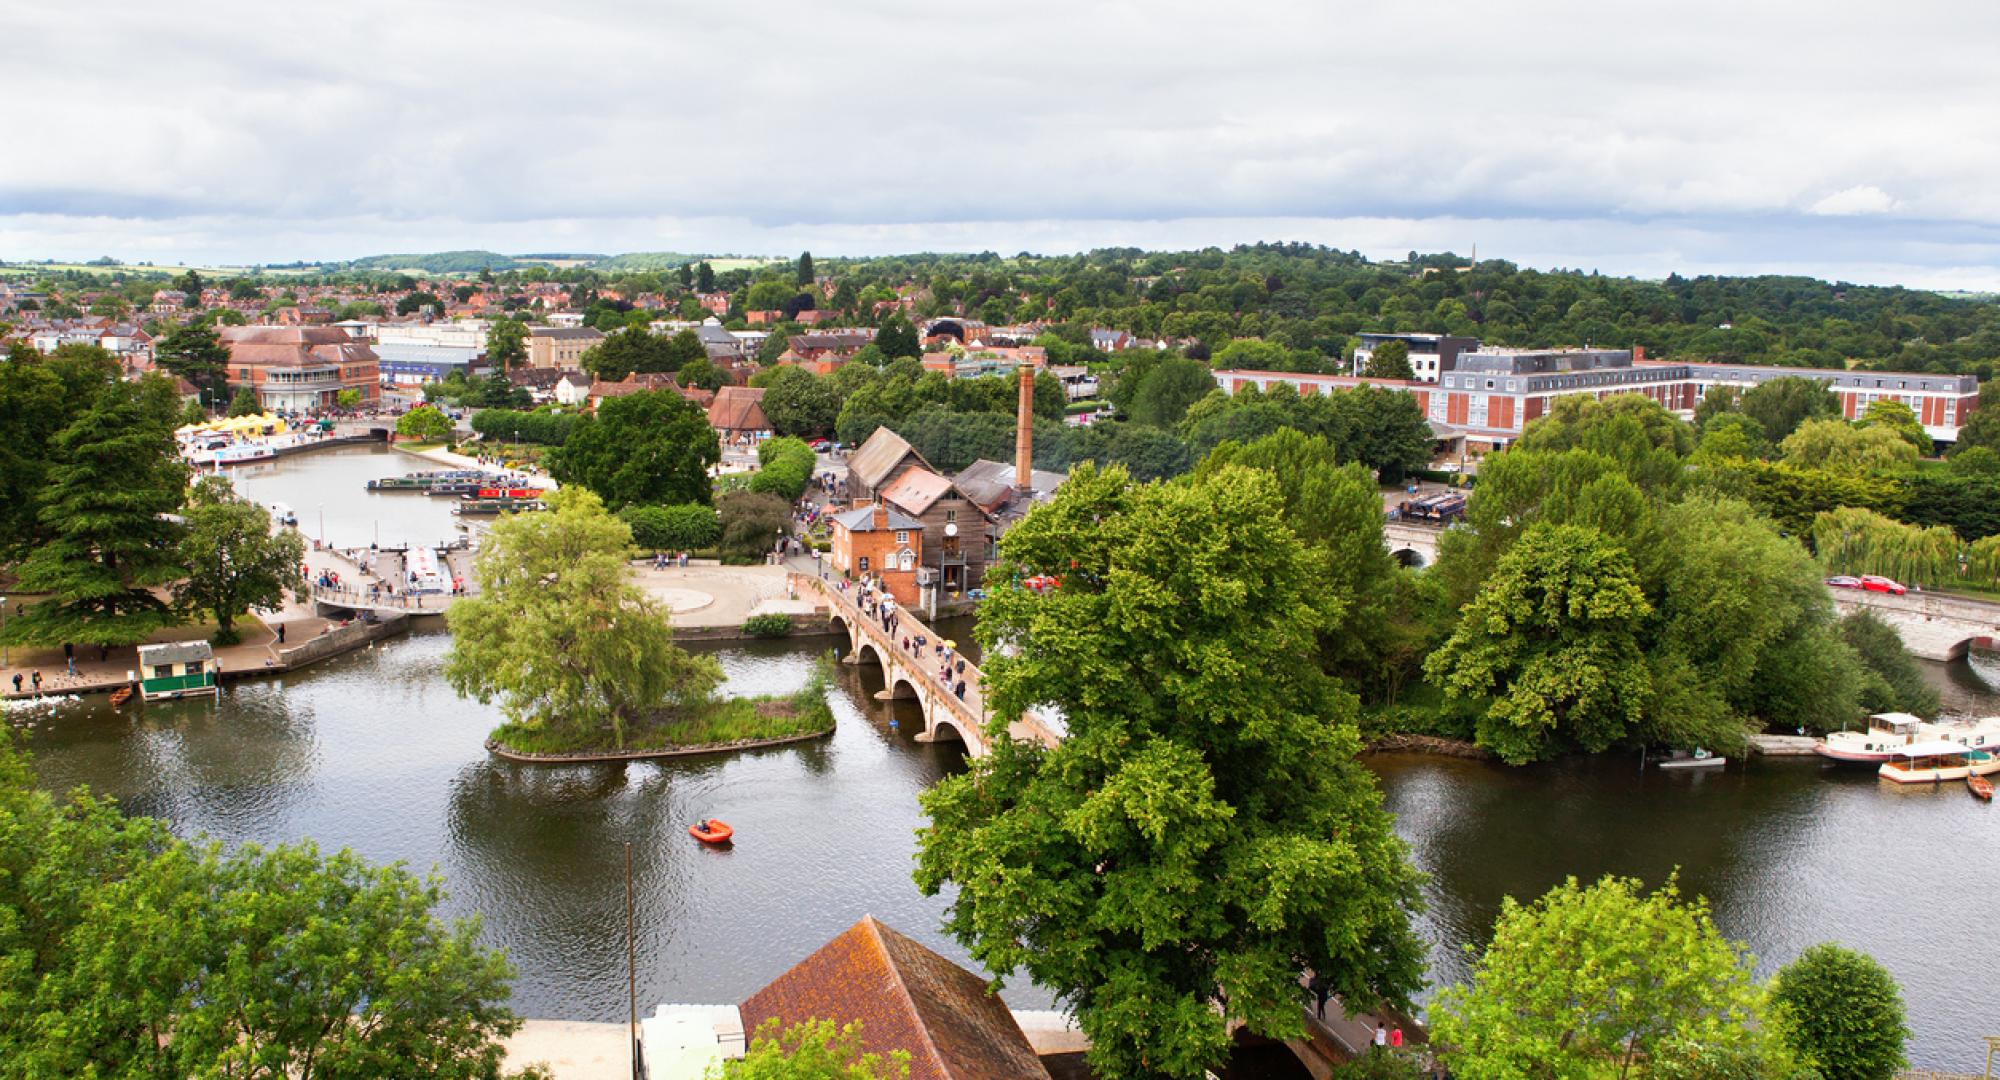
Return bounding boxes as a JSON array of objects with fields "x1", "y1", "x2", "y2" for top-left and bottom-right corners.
[
  {"x1": 885, "y1": 672, "x2": 925, "y2": 701},
  {"x1": 1391, "y1": 547, "x2": 1427, "y2": 569},
  {"x1": 925, "y1": 712, "x2": 975, "y2": 751},
  {"x1": 828, "y1": 614, "x2": 856, "y2": 656},
  {"x1": 853, "y1": 639, "x2": 886, "y2": 670}
]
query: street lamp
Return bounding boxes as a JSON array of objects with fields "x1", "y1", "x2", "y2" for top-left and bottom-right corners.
[{"x1": 1, "y1": 596, "x2": 8, "y2": 668}]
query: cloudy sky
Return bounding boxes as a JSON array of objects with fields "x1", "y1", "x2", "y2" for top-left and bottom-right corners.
[{"x1": 4, "y1": 1, "x2": 1998, "y2": 287}]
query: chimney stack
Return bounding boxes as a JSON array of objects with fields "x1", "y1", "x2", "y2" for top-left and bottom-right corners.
[{"x1": 1015, "y1": 366, "x2": 1034, "y2": 493}]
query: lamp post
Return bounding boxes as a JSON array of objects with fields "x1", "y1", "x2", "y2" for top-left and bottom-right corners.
[{"x1": 1, "y1": 596, "x2": 8, "y2": 668}]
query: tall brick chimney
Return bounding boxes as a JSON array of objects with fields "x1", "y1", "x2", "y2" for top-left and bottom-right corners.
[{"x1": 1015, "y1": 366, "x2": 1034, "y2": 493}]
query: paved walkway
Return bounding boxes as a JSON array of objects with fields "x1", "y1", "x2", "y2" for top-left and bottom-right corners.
[
  {"x1": 630, "y1": 561, "x2": 815, "y2": 628},
  {"x1": 501, "y1": 1020, "x2": 633, "y2": 1080}
]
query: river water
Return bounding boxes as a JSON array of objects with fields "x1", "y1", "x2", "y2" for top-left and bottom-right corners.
[{"x1": 13, "y1": 446, "x2": 1997, "y2": 1069}]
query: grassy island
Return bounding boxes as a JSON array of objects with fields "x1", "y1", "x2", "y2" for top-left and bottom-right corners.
[
  {"x1": 442, "y1": 487, "x2": 835, "y2": 760},
  {"x1": 486, "y1": 657, "x2": 836, "y2": 758}
]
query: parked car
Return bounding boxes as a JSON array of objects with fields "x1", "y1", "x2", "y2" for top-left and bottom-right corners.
[
  {"x1": 810, "y1": 439, "x2": 832, "y2": 451},
  {"x1": 1860, "y1": 575, "x2": 1908, "y2": 595},
  {"x1": 1825, "y1": 575, "x2": 1863, "y2": 589}
]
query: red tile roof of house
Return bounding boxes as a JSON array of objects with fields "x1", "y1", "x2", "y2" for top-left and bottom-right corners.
[
  {"x1": 739, "y1": 916, "x2": 1050, "y2": 1080},
  {"x1": 880, "y1": 467, "x2": 955, "y2": 516},
  {"x1": 707, "y1": 385, "x2": 769, "y2": 432}
]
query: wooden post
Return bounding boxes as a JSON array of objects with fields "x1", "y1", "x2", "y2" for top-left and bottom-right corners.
[{"x1": 627, "y1": 842, "x2": 639, "y2": 1080}]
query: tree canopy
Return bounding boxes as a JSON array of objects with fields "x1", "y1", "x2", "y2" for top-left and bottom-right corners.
[
  {"x1": 1433, "y1": 874, "x2": 1791, "y2": 1079},
  {"x1": 549, "y1": 389, "x2": 720, "y2": 509},
  {"x1": 3, "y1": 374, "x2": 189, "y2": 647},
  {"x1": 445, "y1": 488, "x2": 722, "y2": 750},
  {"x1": 174, "y1": 476, "x2": 307, "y2": 644},
  {"x1": 1770, "y1": 943, "x2": 1909, "y2": 1080},
  {"x1": 917, "y1": 462, "x2": 1425, "y2": 1080}
]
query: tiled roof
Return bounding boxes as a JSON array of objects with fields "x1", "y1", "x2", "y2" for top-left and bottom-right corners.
[
  {"x1": 880, "y1": 467, "x2": 955, "y2": 516},
  {"x1": 707, "y1": 386, "x2": 770, "y2": 431},
  {"x1": 848, "y1": 427, "x2": 925, "y2": 491},
  {"x1": 739, "y1": 916, "x2": 1050, "y2": 1080}
]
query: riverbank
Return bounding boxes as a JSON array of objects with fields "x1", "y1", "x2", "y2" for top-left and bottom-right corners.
[
  {"x1": 1, "y1": 608, "x2": 407, "y2": 701},
  {"x1": 485, "y1": 661, "x2": 839, "y2": 763}
]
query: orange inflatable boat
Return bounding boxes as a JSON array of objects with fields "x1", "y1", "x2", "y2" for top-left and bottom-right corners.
[{"x1": 689, "y1": 819, "x2": 734, "y2": 844}]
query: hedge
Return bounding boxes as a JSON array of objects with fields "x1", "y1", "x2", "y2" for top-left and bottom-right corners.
[
  {"x1": 619, "y1": 503, "x2": 721, "y2": 552},
  {"x1": 470, "y1": 408, "x2": 578, "y2": 446}
]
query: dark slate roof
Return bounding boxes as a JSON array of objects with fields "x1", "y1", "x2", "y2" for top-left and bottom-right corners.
[
  {"x1": 954, "y1": 460, "x2": 1066, "y2": 516},
  {"x1": 739, "y1": 916, "x2": 1050, "y2": 1080},
  {"x1": 832, "y1": 504, "x2": 924, "y2": 532}
]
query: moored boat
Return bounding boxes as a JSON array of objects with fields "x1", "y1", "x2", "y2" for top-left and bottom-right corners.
[
  {"x1": 366, "y1": 469, "x2": 489, "y2": 491},
  {"x1": 689, "y1": 819, "x2": 734, "y2": 845},
  {"x1": 452, "y1": 496, "x2": 545, "y2": 515},
  {"x1": 1815, "y1": 712, "x2": 2000, "y2": 764},
  {"x1": 108, "y1": 687, "x2": 132, "y2": 708},
  {"x1": 212, "y1": 442, "x2": 277, "y2": 466},
  {"x1": 1970, "y1": 775, "x2": 1994, "y2": 801},
  {"x1": 1658, "y1": 748, "x2": 1726, "y2": 769},
  {"x1": 1878, "y1": 744, "x2": 2000, "y2": 785}
]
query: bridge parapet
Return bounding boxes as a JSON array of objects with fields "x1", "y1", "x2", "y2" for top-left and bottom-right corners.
[{"x1": 789, "y1": 572, "x2": 1061, "y2": 756}]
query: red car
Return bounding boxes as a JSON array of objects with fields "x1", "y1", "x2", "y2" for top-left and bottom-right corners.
[{"x1": 1860, "y1": 575, "x2": 1908, "y2": 595}]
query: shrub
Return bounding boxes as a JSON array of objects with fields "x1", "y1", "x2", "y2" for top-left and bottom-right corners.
[
  {"x1": 1772, "y1": 943, "x2": 1908, "y2": 1080},
  {"x1": 717, "y1": 491, "x2": 790, "y2": 564},
  {"x1": 470, "y1": 408, "x2": 578, "y2": 446},
  {"x1": 743, "y1": 613, "x2": 793, "y2": 638},
  {"x1": 619, "y1": 503, "x2": 720, "y2": 552},
  {"x1": 749, "y1": 436, "x2": 817, "y2": 502}
]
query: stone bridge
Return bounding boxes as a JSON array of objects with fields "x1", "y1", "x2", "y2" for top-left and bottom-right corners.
[
  {"x1": 789, "y1": 573, "x2": 1063, "y2": 758},
  {"x1": 1829, "y1": 587, "x2": 2000, "y2": 662},
  {"x1": 1383, "y1": 520, "x2": 1445, "y2": 568}
]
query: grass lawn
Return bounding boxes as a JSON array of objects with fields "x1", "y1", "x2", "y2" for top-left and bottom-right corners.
[{"x1": 488, "y1": 657, "x2": 836, "y2": 757}]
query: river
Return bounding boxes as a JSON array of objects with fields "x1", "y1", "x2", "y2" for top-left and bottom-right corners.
[{"x1": 12, "y1": 446, "x2": 1997, "y2": 1069}]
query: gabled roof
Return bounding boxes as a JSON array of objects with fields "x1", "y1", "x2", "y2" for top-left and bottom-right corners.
[
  {"x1": 831, "y1": 504, "x2": 924, "y2": 532},
  {"x1": 954, "y1": 460, "x2": 1066, "y2": 515},
  {"x1": 138, "y1": 640, "x2": 214, "y2": 664},
  {"x1": 707, "y1": 385, "x2": 769, "y2": 431},
  {"x1": 848, "y1": 427, "x2": 926, "y2": 491},
  {"x1": 880, "y1": 467, "x2": 955, "y2": 516},
  {"x1": 740, "y1": 916, "x2": 1049, "y2": 1080}
]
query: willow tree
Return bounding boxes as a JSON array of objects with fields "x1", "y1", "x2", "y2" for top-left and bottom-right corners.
[
  {"x1": 1810, "y1": 506, "x2": 1961, "y2": 588},
  {"x1": 916, "y1": 463, "x2": 1425, "y2": 1080},
  {"x1": 444, "y1": 488, "x2": 720, "y2": 749}
]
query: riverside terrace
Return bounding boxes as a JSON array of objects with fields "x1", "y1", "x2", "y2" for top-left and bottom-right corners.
[{"x1": 1215, "y1": 346, "x2": 1979, "y2": 453}]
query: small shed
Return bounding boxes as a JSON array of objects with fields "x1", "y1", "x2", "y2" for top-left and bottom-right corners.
[{"x1": 136, "y1": 640, "x2": 220, "y2": 701}]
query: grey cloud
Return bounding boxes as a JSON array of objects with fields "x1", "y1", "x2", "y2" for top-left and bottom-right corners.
[{"x1": 2, "y1": 1, "x2": 1997, "y2": 284}]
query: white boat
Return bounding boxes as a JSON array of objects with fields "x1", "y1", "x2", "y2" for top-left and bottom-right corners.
[
  {"x1": 268, "y1": 502, "x2": 298, "y2": 527},
  {"x1": 1658, "y1": 748, "x2": 1726, "y2": 769},
  {"x1": 212, "y1": 442, "x2": 277, "y2": 466},
  {"x1": 1816, "y1": 712, "x2": 2000, "y2": 764},
  {"x1": 1879, "y1": 744, "x2": 2000, "y2": 785}
]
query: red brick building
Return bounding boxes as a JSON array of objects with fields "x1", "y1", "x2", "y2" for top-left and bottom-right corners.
[
  {"x1": 830, "y1": 503, "x2": 925, "y2": 603},
  {"x1": 219, "y1": 326, "x2": 380, "y2": 412}
]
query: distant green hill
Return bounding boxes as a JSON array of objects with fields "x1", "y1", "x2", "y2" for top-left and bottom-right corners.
[
  {"x1": 343, "y1": 251, "x2": 527, "y2": 273},
  {"x1": 589, "y1": 251, "x2": 707, "y2": 271}
]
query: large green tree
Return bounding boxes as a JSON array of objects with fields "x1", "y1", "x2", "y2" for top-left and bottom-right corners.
[
  {"x1": 916, "y1": 463, "x2": 1425, "y2": 1080},
  {"x1": 397, "y1": 404, "x2": 453, "y2": 441},
  {"x1": 1740, "y1": 375, "x2": 1841, "y2": 443},
  {"x1": 1362, "y1": 339, "x2": 1413, "y2": 380},
  {"x1": 1771, "y1": 943, "x2": 1908, "y2": 1080},
  {"x1": 549, "y1": 389, "x2": 719, "y2": 509},
  {"x1": 174, "y1": 476, "x2": 307, "y2": 644},
  {"x1": 1127, "y1": 356, "x2": 1216, "y2": 428},
  {"x1": 874, "y1": 314, "x2": 921, "y2": 359},
  {"x1": 0, "y1": 344, "x2": 121, "y2": 556},
  {"x1": 445, "y1": 488, "x2": 721, "y2": 749},
  {"x1": 758, "y1": 365, "x2": 839, "y2": 436},
  {"x1": 1780, "y1": 418, "x2": 1918, "y2": 475},
  {"x1": 1425, "y1": 522, "x2": 1655, "y2": 763},
  {"x1": 487, "y1": 317, "x2": 529, "y2": 372},
  {"x1": 1433, "y1": 875, "x2": 1787, "y2": 1080},
  {"x1": 0, "y1": 736, "x2": 526, "y2": 1078},
  {"x1": 152, "y1": 321, "x2": 232, "y2": 403},
  {"x1": 4, "y1": 375, "x2": 189, "y2": 647}
]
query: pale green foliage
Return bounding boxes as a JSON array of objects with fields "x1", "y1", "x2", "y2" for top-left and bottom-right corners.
[
  {"x1": 1857, "y1": 398, "x2": 1930, "y2": 452},
  {"x1": 445, "y1": 488, "x2": 722, "y2": 749},
  {"x1": 227, "y1": 385, "x2": 262, "y2": 417},
  {"x1": 1433, "y1": 875, "x2": 1784, "y2": 1080},
  {"x1": 398, "y1": 404, "x2": 454, "y2": 442},
  {"x1": 1771, "y1": 943, "x2": 1908, "y2": 1080},
  {"x1": 174, "y1": 475, "x2": 307, "y2": 643},
  {"x1": 1425, "y1": 523, "x2": 1654, "y2": 763},
  {"x1": 719, "y1": 1018, "x2": 910, "y2": 1079},
  {"x1": 1811, "y1": 505, "x2": 1962, "y2": 589},
  {"x1": 917, "y1": 463, "x2": 1425, "y2": 1080},
  {"x1": 1780, "y1": 418, "x2": 1918, "y2": 475}
]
